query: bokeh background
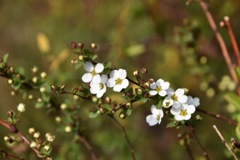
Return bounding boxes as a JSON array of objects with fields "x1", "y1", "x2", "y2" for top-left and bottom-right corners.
[{"x1": 1, "y1": 0, "x2": 240, "y2": 159}]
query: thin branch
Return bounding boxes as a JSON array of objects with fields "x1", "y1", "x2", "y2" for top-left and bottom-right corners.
[
  {"x1": 0, "y1": 149, "x2": 24, "y2": 160},
  {"x1": 198, "y1": 0, "x2": 240, "y2": 95},
  {"x1": 196, "y1": 108, "x2": 238, "y2": 125},
  {"x1": 187, "y1": 124, "x2": 210, "y2": 160},
  {"x1": 222, "y1": 16, "x2": 240, "y2": 65},
  {"x1": 77, "y1": 135, "x2": 98, "y2": 160},
  {"x1": 179, "y1": 133, "x2": 194, "y2": 160},
  {"x1": 212, "y1": 125, "x2": 238, "y2": 160},
  {"x1": 108, "y1": 115, "x2": 136, "y2": 160},
  {"x1": 0, "y1": 118, "x2": 41, "y2": 158}
]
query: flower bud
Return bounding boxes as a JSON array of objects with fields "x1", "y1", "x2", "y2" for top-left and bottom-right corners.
[
  {"x1": 32, "y1": 66, "x2": 38, "y2": 73},
  {"x1": 77, "y1": 42, "x2": 84, "y2": 49},
  {"x1": 29, "y1": 128, "x2": 35, "y2": 135},
  {"x1": 140, "y1": 67, "x2": 147, "y2": 74},
  {"x1": 32, "y1": 77, "x2": 38, "y2": 83},
  {"x1": 30, "y1": 141, "x2": 37, "y2": 148},
  {"x1": 17, "y1": 103, "x2": 25, "y2": 112},
  {"x1": 8, "y1": 79, "x2": 13, "y2": 85},
  {"x1": 90, "y1": 43, "x2": 97, "y2": 49},
  {"x1": 33, "y1": 132, "x2": 40, "y2": 139},
  {"x1": 70, "y1": 42, "x2": 77, "y2": 49},
  {"x1": 65, "y1": 126, "x2": 72, "y2": 133},
  {"x1": 133, "y1": 70, "x2": 139, "y2": 77},
  {"x1": 40, "y1": 87, "x2": 46, "y2": 93},
  {"x1": 60, "y1": 103, "x2": 67, "y2": 110},
  {"x1": 40, "y1": 72, "x2": 47, "y2": 78}
]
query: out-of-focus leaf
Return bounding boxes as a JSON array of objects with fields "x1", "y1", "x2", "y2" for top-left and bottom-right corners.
[
  {"x1": 102, "y1": 104, "x2": 112, "y2": 111},
  {"x1": 125, "y1": 44, "x2": 145, "y2": 57},
  {"x1": 235, "y1": 66, "x2": 240, "y2": 81},
  {"x1": 236, "y1": 126, "x2": 240, "y2": 140},
  {"x1": 225, "y1": 93, "x2": 240, "y2": 111},
  {"x1": 166, "y1": 122, "x2": 176, "y2": 128},
  {"x1": 89, "y1": 111, "x2": 100, "y2": 118},
  {"x1": 3, "y1": 54, "x2": 9, "y2": 63}
]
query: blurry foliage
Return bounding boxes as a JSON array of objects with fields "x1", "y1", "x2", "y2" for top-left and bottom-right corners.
[{"x1": 0, "y1": 0, "x2": 240, "y2": 159}]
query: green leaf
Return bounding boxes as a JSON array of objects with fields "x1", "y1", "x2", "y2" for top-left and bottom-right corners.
[
  {"x1": 224, "y1": 93, "x2": 240, "y2": 111},
  {"x1": 3, "y1": 54, "x2": 9, "y2": 63},
  {"x1": 235, "y1": 66, "x2": 240, "y2": 81},
  {"x1": 126, "y1": 108, "x2": 132, "y2": 116},
  {"x1": 126, "y1": 44, "x2": 145, "y2": 57},
  {"x1": 102, "y1": 104, "x2": 112, "y2": 111},
  {"x1": 89, "y1": 111, "x2": 100, "y2": 118},
  {"x1": 166, "y1": 122, "x2": 176, "y2": 128},
  {"x1": 17, "y1": 67, "x2": 25, "y2": 75},
  {"x1": 236, "y1": 126, "x2": 240, "y2": 140}
]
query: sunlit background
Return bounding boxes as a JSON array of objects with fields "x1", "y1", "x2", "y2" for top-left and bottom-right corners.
[{"x1": 1, "y1": 0, "x2": 240, "y2": 159}]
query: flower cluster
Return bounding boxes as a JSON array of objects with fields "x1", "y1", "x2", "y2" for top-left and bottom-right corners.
[
  {"x1": 146, "y1": 79, "x2": 200, "y2": 126},
  {"x1": 81, "y1": 61, "x2": 129, "y2": 98}
]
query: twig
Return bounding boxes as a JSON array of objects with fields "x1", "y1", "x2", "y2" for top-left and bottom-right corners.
[
  {"x1": 77, "y1": 135, "x2": 98, "y2": 160},
  {"x1": 187, "y1": 124, "x2": 210, "y2": 160},
  {"x1": 198, "y1": 0, "x2": 240, "y2": 95},
  {"x1": 179, "y1": 133, "x2": 194, "y2": 160},
  {"x1": 108, "y1": 115, "x2": 136, "y2": 160},
  {"x1": 0, "y1": 148, "x2": 24, "y2": 160},
  {"x1": 212, "y1": 125, "x2": 238, "y2": 160},
  {"x1": 196, "y1": 108, "x2": 238, "y2": 125},
  {"x1": 221, "y1": 16, "x2": 240, "y2": 65},
  {"x1": 0, "y1": 118, "x2": 41, "y2": 158}
]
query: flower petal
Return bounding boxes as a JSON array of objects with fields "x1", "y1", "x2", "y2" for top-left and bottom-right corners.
[
  {"x1": 101, "y1": 75, "x2": 108, "y2": 83},
  {"x1": 149, "y1": 90, "x2": 157, "y2": 96},
  {"x1": 113, "y1": 85, "x2": 122, "y2": 92},
  {"x1": 187, "y1": 105, "x2": 196, "y2": 114},
  {"x1": 84, "y1": 62, "x2": 94, "y2": 72},
  {"x1": 119, "y1": 69, "x2": 127, "y2": 79},
  {"x1": 178, "y1": 95, "x2": 187, "y2": 103},
  {"x1": 107, "y1": 78, "x2": 115, "y2": 87},
  {"x1": 183, "y1": 115, "x2": 191, "y2": 120},
  {"x1": 162, "y1": 82, "x2": 170, "y2": 90},
  {"x1": 95, "y1": 63, "x2": 104, "y2": 73},
  {"x1": 82, "y1": 73, "x2": 92, "y2": 83},
  {"x1": 150, "y1": 82, "x2": 156, "y2": 89},
  {"x1": 146, "y1": 115, "x2": 158, "y2": 126},
  {"x1": 175, "y1": 115, "x2": 184, "y2": 121},
  {"x1": 121, "y1": 79, "x2": 129, "y2": 89},
  {"x1": 158, "y1": 90, "x2": 167, "y2": 97},
  {"x1": 170, "y1": 107, "x2": 181, "y2": 115}
]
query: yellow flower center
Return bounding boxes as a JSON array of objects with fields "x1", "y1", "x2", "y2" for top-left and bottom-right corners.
[
  {"x1": 172, "y1": 94, "x2": 178, "y2": 101},
  {"x1": 156, "y1": 86, "x2": 162, "y2": 93},
  {"x1": 99, "y1": 83, "x2": 104, "y2": 89},
  {"x1": 115, "y1": 78, "x2": 123, "y2": 85},
  {"x1": 180, "y1": 109, "x2": 188, "y2": 117},
  {"x1": 91, "y1": 70, "x2": 97, "y2": 76},
  {"x1": 157, "y1": 114, "x2": 161, "y2": 121}
]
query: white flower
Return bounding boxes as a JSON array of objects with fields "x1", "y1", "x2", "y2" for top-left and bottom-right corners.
[
  {"x1": 162, "y1": 97, "x2": 173, "y2": 108},
  {"x1": 107, "y1": 69, "x2": 129, "y2": 92},
  {"x1": 17, "y1": 103, "x2": 25, "y2": 112},
  {"x1": 82, "y1": 62, "x2": 104, "y2": 83},
  {"x1": 90, "y1": 75, "x2": 108, "y2": 98},
  {"x1": 146, "y1": 105, "x2": 164, "y2": 126},
  {"x1": 187, "y1": 96, "x2": 200, "y2": 107},
  {"x1": 170, "y1": 104, "x2": 196, "y2": 121},
  {"x1": 167, "y1": 88, "x2": 187, "y2": 108},
  {"x1": 149, "y1": 79, "x2": 170, "y2": 97}
]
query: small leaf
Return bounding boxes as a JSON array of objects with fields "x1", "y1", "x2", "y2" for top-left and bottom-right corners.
[
  {"x1": 89, "y1": 111, "x2": 100, "y2": 118},
  {"x1": 166, "y1": 122, "x2": 176, "y2": 128},
  {"x1": 102, "y1": 104, "x2": 112, "y2": 111},
  {"x1": 236, "y1": 126, "x2": 240, "y2": 140},
  {"x1": 3, "y1": 54, "x2": 9, "y2": 63},
  {"x1": 126, "y1": 44, "x2": 145, "y2": 57},
  {"x1": 126, "y1": 108, "x2": 132, "y2": 116},
  {"x1": 235, "y1": 66, "x2": 240, "y2": 81},
  {"x1": 17, "y1": 67, "x2": 25, "y2": 75},
  {"x1": 224, "y1": 93, "x2": 240, "y2": 111}
]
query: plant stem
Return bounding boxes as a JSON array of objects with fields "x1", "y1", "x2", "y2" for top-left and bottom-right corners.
[
  {"x1": 198, "y1": 0, "x2": 240, "y2": 95},
  {"x1": 187, "y1": 124, "x2": 210, "y2": 160},
  {"x1": 108, "y1": 115, "x2": 136, "y2": 160},
  {"x1": 196, "y1": 108, "x2": 238, "y2": 125},
  {"x1": 212, "y1": 125, "x2": 238, "y2": 160},
  {"x1": 77, "y1": 135, "x2": 98, "y2": 160}
]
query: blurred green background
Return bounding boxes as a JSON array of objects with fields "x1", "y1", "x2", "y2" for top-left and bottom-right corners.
[{"x1": 1, "y1": 0, "x2": 240, "y2": 159}]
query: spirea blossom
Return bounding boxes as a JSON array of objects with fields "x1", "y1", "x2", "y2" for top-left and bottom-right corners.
[
  {"x1": 149, "y1": 79, "x2": 170, "y2": 97},
  {"x1": 167, "y1": 88, "x2": 188, "y2": 108},
  {"x1": 90, "y1": 75, "x2": 108, "y2": 98},
  {"x1": 107, "y1": 69, "x2": 129, "y2": 92},
  {"x1": 82, "y1": 62, "x2": 104, "y2": 83},
  {"x1": 146, "y1": 105, "x2": 164, "y2": 126},
  {"x1": 170, "y1": 104, "x2": 196, "y2": 121},
  {"x1": 187, "y1": 96, "x2": 200, "y2": 107}
]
